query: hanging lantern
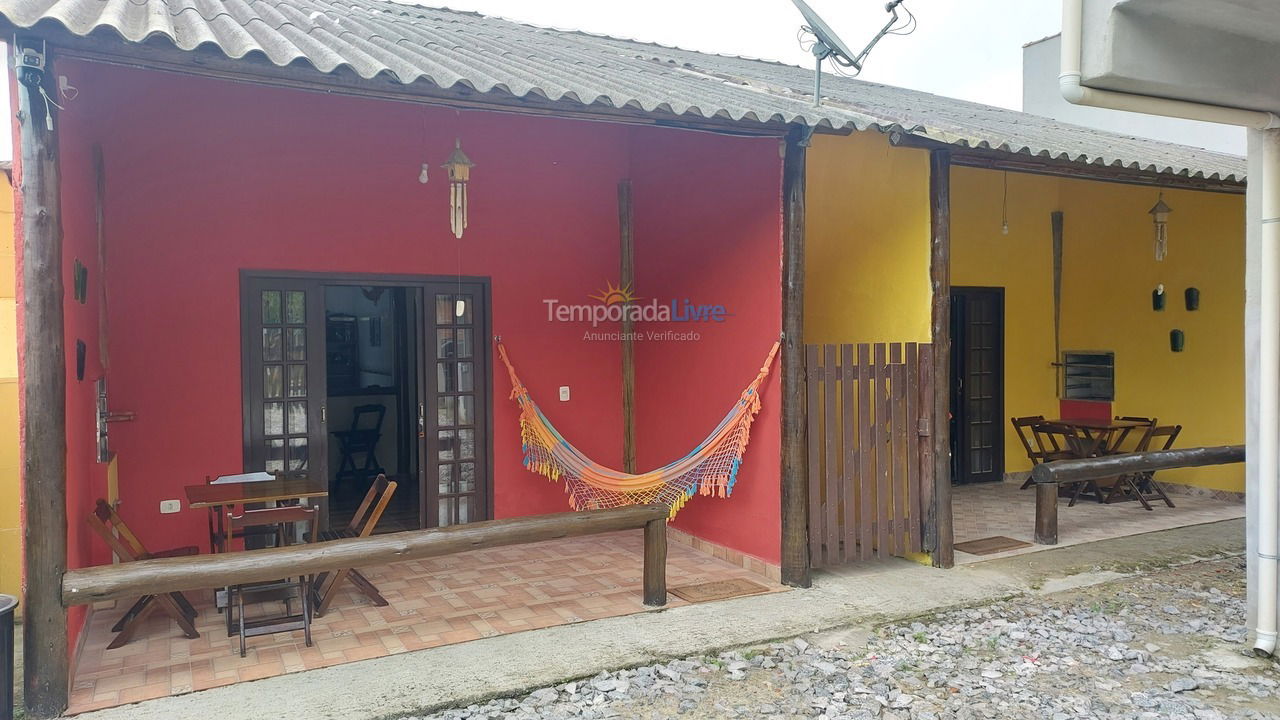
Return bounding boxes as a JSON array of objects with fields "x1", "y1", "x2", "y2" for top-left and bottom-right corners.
[
  {"x1": 442, "y1": 139, "x2": 475, "y2": 239},
  {"x1": 1148, "y1": 193, "x2": 1172, "y2": 262}
]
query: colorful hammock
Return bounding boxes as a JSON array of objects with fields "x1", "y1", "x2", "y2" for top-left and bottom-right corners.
[{"x1": 498, "y1": 341, "x2": 780, "y2": 519}]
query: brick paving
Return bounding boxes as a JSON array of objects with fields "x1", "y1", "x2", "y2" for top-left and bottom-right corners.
[
  {"x1": 67, "y1": 530, "x2": 781, "y2": 714},
  {"x1": 951, "y1": 480, "x2": 1244, "y2": 564}
]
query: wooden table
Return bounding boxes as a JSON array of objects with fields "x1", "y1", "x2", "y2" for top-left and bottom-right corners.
[
  {"x1": 1052, "y1": 418, "x2": 1148, "y2": 456},
  {"x1": 185, "y1": 475, "x2": 328, "y2": 553}
]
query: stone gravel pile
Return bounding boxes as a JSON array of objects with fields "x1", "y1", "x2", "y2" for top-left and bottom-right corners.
[{"x1": 407, "y1": 560, "x2": 1279, "y2": 720}]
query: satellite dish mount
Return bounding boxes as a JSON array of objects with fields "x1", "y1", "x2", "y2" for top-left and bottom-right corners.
[{"x1": 791, "y1": 0, "x2": 914, "y2": 106}]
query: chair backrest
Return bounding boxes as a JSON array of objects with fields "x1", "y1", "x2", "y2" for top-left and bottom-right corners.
[
  {"x1": 227, "y1": 505, "x2": 318, "y2": 546},
  {"x1": 1112, "y1": 417, "x2": 1157, "y2": 454},
  {"x1": 346, "y1": 474, "x2": 398, "y2": 537},
  {"x1": 1035, "y1": 422, "x2": 1094, "y2": 457},
  {"x1": 352, "y1": 404, "x2": 387, "y2": 434},
  {"x1": 1142, "y1": 424, "x2": 1182, "y2": 453},
  {"x1": 1011, "y1": 416, "x2": 1048, "y2": 462},
  {"x1": 86, "y1": 499, "x2": 150, "y2": 562}
]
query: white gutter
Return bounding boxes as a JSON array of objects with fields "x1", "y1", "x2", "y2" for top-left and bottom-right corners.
[{"x1": 1060, "y1": 0, "x2": 1280, "y2": 657}]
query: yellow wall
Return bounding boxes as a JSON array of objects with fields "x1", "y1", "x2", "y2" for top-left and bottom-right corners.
[
  {"x1": 952, "y1": 166, "x2": 1246, "y2": 491},
  {"x1": 805, "y1": 130, "x2": 1247, "y2": 493},
  {"x1": 0, "y1": 168, "x2": 19, "y2": 607},
  {"x1": 805, "y1": 131, "x2": 932, "y2": 343}
]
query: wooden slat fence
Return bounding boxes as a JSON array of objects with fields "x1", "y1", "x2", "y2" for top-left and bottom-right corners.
[{"x1": 806, "y1": 343, "x2": 934, "y2": 568}]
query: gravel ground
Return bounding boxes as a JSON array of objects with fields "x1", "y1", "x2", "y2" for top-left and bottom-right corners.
[{"x1": 406, "y1": 558, "x2": 1279, "y2": 720}]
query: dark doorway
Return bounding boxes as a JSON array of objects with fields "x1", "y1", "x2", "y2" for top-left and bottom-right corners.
[
  {"x1": 949, "y1": 287, "x2": 1005, "y2": 485},
  {"x1": 324, "y1": 285, "x2": 420, "y2": 532},
  {"x1": 242, "y1": 273, "x2": 493, "y2": 533}
]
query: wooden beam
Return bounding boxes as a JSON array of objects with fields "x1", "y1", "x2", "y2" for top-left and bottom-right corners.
[
  {"x1": 1051, "y1": 211, "x2": 1064, "y2": 396},
  {"x1": 14, "y1": 36, "x2": 70, "y2": 719},
  {"x1": 63, "y1": 505, "x2": 669, "y2": 606},
  {"x1": 889, "y1": 132, "x2": 1246, "y2": 195},
  {"x1": 927, "y1": 150, "x2": 955, "y2": 569},
  {"x1": 642, "y1": 518, "x2": 667, "y2": 605},
  {"x1": 780, "y1": 125, "x2": 810, "y2": 587},
  {"x1": 1030, "y1": 445, "x2": 1244, "y2": 545},
  {"x1": 619, "y1": 180, "x2": 636, "y2": 473},
  {"x1": 1031, "y1": 445, "x2": 1244, "y2": 485},
  {"x1": 1034, "y1": 483, "x2": 1059, "y2": 545}
]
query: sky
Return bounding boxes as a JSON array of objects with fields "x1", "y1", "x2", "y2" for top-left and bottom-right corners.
[{"x1": 0, "y1": 1, "x2": 1063, "y2": 159}]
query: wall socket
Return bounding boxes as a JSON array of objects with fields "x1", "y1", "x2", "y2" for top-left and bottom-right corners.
[
  {"x1": 559, "y1": 386, "x2": 570, "y2": 402},
  {"x1": 159, "y1": 499, "x2": 181, "y2": 514}
]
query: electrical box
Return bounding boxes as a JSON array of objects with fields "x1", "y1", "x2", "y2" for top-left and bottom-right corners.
[
  {"x1": 159, "y1": 499, "x2": 181, "y2": 514},
  {"x1": 559, "y1": 386, "x2": 570, "y2": 402}
]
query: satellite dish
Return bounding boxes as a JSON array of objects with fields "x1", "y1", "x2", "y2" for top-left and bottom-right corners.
[
  {"x1": 790, "y1": 0, "x2": 857, "y2": 66},
  {"x1": 790, "y1": 0, "x2": 916, "y2": 105}
]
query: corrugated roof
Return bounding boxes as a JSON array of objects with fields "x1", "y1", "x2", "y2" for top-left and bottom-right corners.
[{"x1": 0, "y1": 0, "x2": 1247, "y2": 182}]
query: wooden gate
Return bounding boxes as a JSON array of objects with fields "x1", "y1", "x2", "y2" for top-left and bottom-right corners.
[{"x1": 805, "y1": 343, "x2": 935, "y2": 568}]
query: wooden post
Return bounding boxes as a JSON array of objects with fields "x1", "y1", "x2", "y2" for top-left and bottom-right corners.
[
  {"x1": 780, "y1": 126, "x2": 810, "y2": 587},
  {"x1": 642, "y1": 517, "x2": 667, "y2": 606},
  {"x1": 1051, "y1": 211, "x2": 1063, "y2": 395},
  {"x1": 1034, "y1": 482, "x2": 1059, "y2": 545},
  {"x1": 619, "y1": 180, "x2": 636, "y2": 473},
  {"x1": 927, "y1": 150, "x2": 955, "y2": 569},
  {"x1": 14, "y1": 37, "x2": 70, "y2": 718}
]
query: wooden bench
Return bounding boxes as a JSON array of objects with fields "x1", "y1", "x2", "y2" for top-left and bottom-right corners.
[
  {"x1": 1030, "y1": 445, "x2": 1244, "y2": 545},
  {"x1": 62, "y1": 504, "x2": 671, "y2": 608}
]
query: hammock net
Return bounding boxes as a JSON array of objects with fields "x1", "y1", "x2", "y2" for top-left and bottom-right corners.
[{"x1": 498, "y1": 341, "x2": 780, "y2": 519}]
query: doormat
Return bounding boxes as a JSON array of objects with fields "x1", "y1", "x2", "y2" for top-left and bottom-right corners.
[
  {"x1": 954, "y1": 536, "x2": 1032, "y2": 556},
  {"x1": 669, "y1": 578, "x2": 772, "y2": 603}
]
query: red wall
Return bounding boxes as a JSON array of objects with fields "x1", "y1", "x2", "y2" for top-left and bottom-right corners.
[
  {"x1": 630, "y1": 128, "x2": 783, "y2": 564},
  {"x1": 45, "y1": 59, "x2": 785, "y2": 576}
]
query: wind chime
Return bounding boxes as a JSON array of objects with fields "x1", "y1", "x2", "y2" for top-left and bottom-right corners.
[
  {"x1": 1149, "y1": 193, "x2": 1172, "y2": 261},
  {"x1": 419, "y1": 136, "x2": 476, "y2": 318},
  {"x1": 442, "y1": 139, "x2": 475, "y2": 240}
]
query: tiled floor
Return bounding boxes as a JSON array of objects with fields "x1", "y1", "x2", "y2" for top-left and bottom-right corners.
[
  {"x1": 952, "y1": 480, "x2": 1245, "y2": 565},
  {"x1": 69, "y1": 530, "x2": 782, "y2": 714}
]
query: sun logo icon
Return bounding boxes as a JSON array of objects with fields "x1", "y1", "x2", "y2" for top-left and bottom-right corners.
[{"x1": 589, "y1": 281, "x2": 639, "y2": 305}]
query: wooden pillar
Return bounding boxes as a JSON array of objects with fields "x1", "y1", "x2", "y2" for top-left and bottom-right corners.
[
  {"x1": 780, "y1": 126, "x2": 810, "y2": 587},
  {"x1": 642, "y1": 517, "x2": 667, "y2": 605},
  {"x1": 619, "y1": 180, "x2": 636, "y2": 473},
  {"x1": 1034, "y1": 482, "x2": 1059, "y2": 545},
  {"x1": 14, "y1": 37, "x2": 70, "y2": 718},
  {"x1": 928, "y1": 150, "x2": 955, "y2": 569}
]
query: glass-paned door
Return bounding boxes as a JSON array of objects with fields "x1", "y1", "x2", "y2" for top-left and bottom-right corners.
[
  {"x1": 242, "y1": 276, "x2": 328, "y2": 481},
  {"x1": 949, "y1": 287, "x2": 1005, "y2": 485},
  {"x1": 423, "y1": 282, "x2": 490, "y2": 527}
]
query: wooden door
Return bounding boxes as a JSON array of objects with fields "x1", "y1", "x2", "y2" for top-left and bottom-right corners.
[
  {"x1": 949, "y1": 287, "x2": 1004, "y2": 485},
  {"x1": 242, "y1": 276, "x2": 328, "y2": 481},
  {"x1": 422, "y1": 283, "x2": 491, "y2": 527}
]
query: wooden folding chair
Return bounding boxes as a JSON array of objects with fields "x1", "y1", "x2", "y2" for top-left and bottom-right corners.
[
  {"x1": 222, "y1": 505, "x2": 317, "y2": 657},
  {"x1": 1013, "y1": 415, "x2": 1075, "y2": 488},
  {"x1": 86, "y1": 499, "x2": 201, "y2": 649},
  {"x1": 312, "y1": 475, "x2": 398, "y2": 617},
  {"x1": 1107, "y1": 416, "x2": 1156, "y2": 455},
  {"x1": 1106, "y1": 425, "x2": 1181, "y2": 509},
  {"x1": 1033, "y1": 423, "x2": 1110, "y2": 505}
]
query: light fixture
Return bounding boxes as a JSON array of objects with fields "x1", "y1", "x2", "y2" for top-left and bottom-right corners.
[
  {"x1": 442, "y1": 139, "x2": 475, "y2": 239},
  {"x1": 1149, "y1": 193, "x2": 1172, "y2": 261}
]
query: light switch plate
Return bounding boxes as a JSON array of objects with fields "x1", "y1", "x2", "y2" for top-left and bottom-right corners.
[
  {"x1": 159, "y1": 499, "x2": 181, "y2": 514},
  {"x1": 559, "y1": 386, "x2": 570, "y2": 402}
]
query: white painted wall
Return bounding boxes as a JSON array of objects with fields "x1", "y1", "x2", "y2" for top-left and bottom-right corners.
[{"x1": 1022, "y1": 34, "x2": 1246, "y2": 155}]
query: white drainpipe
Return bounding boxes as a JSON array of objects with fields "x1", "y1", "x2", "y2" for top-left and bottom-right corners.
[{"x1": 1059, "y1": 0, "x2": 1280, "y2": 657}]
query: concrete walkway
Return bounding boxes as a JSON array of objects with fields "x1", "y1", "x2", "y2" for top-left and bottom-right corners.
[{"x1": 70, "y1": 519, "x2": 1245, "y2": 720}]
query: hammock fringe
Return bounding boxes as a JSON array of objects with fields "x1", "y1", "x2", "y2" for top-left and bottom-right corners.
[{"x1": 499, "y1": 341, "x2": 780, "y2": 519}]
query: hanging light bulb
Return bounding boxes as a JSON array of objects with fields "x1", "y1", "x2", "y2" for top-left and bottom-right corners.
[
  {"x1": 455, "y1": 298, "x2": 466, "y2": 318},
  {"x1": 418, "y1": 163, "x2": 429, "y2": 184},
  {"x1": 442, "y1": 139, "x2": 475, "y2": 239}
]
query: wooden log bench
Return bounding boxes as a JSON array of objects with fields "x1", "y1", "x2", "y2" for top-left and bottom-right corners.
[
  {"x1": 1030, "y1": 445, "x2": 1244, "y2": 545},
  {"x1": 62, "y1": 504, "x2": 670, "y2": 608}
]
